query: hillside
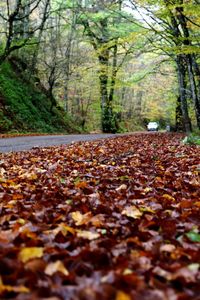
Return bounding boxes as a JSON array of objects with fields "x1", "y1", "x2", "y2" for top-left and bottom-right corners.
[{"x1": 0, "y1": 59, "x2": 79, "y2": 134}]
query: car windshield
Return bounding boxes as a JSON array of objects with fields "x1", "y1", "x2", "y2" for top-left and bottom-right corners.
[{"x1": 149, "y1": 122, "x2": 157, "y2": 126}]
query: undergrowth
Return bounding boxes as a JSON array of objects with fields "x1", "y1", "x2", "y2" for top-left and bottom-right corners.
[{"x1": 0, "y1": 60, "x2": 80, "y2": 134}]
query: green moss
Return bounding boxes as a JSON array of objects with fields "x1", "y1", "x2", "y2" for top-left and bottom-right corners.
[{"x1": 0, "y1": 61, "x2": 80, "y2": 133}]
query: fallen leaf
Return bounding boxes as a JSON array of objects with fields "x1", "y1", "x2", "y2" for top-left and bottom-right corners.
[
  {"x1": 122, "y1": 206, "x2": 143, "y2": 219},
  {"x1": 0, "y1": 284, "x2": 30, "y2": 294},
  {"x1": 77, "y1": 230, "x2": 100, "y2": 240},
  {"x1": 18, "y1": 247, "x2": 44, "y2": 263},
  {"x1": 160, "y1": 244, "x2": 176, "y2": 252},
  {"x1": 116, "y1": 290, "x2": 131, "y2": 300},
  {"x1": 162, "y1": 194, "x2": 175, "y2": 202},
  {"x1": 45, "y1": 260, "x2": 69, "y2": 276},
  {"x1": 71, "y1": 211, "x2": 92, "y2": 226},
  {"x1": 116, "y1": 184, "x2": 127, "y2": 191},
  {"x1": 186, "y1": 231, "x2": 200, "y2": 242},
  {"x1": 75, "y1": 180, "x2": 88, "y2": 189}
]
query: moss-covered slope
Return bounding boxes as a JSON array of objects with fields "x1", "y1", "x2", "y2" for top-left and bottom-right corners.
[{"x1": 0, "y1": 60, "x2": 78, "y2": 133}]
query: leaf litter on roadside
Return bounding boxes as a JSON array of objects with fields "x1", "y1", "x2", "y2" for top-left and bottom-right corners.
[{"x1": 0, "y1": 133, "x2": 199, "y2": 300}]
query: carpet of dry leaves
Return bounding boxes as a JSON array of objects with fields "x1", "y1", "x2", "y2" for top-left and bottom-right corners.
[{"x1": 0, "y1": 133, "x2": 200, "y2": 300}]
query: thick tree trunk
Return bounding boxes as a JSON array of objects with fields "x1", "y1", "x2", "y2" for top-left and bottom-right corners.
[
  {"x1": 176, "y1": 55, "x2": 192, "y2": 133},
  {"x1": 98, "y1": 50, "x2": 117, "y2": 133},
  {"x1": 175, "y1": 5, "x2": 200, "y2": 129},
  {"x1": 175, "y1": 96, "x2": 184, "y2": 131},
  {"x1": 187, "y1": 55, "x2": 200, "y2": 129}
]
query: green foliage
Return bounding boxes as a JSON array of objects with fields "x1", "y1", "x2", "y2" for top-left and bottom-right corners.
[
  {"x1": 0, "y1": 60, "x2": 80, "y2": 133},
  {"x1": 186, "y1": 231, "x2": 200, "y2": 243},
  {"x1": 0, "y1": 109, "x2": 12, "y2": 131},
  {"x1": 182, "y1": 134, "x2": 200, "y2": 145}
]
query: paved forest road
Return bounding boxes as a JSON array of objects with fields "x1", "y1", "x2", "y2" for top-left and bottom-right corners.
[{"x1": 0, "y1": 134, "x2": 120, "y2": 153}]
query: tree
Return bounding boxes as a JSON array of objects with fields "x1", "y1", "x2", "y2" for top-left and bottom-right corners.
[
  {"x1": 128, "y1": 0, "x2": 200, "y2": 131},
  {"x1": 0, "y1": 0, "x2": 49, "y2": 65},
  {"x1": 74, "y1": 0, "x2": 141, "y2": 132}
]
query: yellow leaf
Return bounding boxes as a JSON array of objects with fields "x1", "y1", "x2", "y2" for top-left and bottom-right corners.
[
  {"x1": 19, "y1": 172, "x2": 38, "y2": 181},
  {"x1": 59, "y1": 224, "x2": 75, "y2": 235},
  {"x1": 142, "y1": 187, "x2": 152, "y2": 194},
  {"x1": 17, "y1": 218, "x2": 26, "y2": 225},
  {"x1": 122, "y1": 206, "x2": 143, "y2": 219},
  {"x1": 71, "y1": 211, "x2": 92, "y2": 226},
  {"x1": 123, "y1": 269, "x2": 133, "y2": 275},
  {"x1": 77, "y1": 230, "x2": 100, "y2": 240},
  {"x1": 162, "y1": 194, "x2": 175, "y2": 202},
  {"x1": 140, "y1": 206, "x2": 155, "y2": 214},
  {"x1": 18, "y1": 247, "x2": 44, "y2": 263},
  {"x1": 116, "y1": 290, "x2": 131, "y2": 300},
  {"x1": 0, "y1": 281, "x2": 29, "y2": 294},
  {"x1": 45, "y1": 260, "x2": 69, "y2": 276}
]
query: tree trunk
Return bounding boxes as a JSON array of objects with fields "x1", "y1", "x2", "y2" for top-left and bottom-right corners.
[
  {"x1": 187, "y1": 55, "x2": 200, "y2": 129},
  {"x1": 99, "y1": 50, "x2": 116, "y2": 133},
  {"x1": 29, "y1": 0, "x2": 50, "y2": 75},
  {"x1": 175, "y1": 4, "x2": 200, "y2": 129},
  {"x1": 176, "y1": 55, "x2": 192, "y2": 133},
  {"x1": 175, "y1": 96, "x2": 184, "y2": 131}
]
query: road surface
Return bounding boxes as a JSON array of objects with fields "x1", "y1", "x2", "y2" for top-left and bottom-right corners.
[{"x1": 0, "y1": 134, "x2": 118, "y2": 153}]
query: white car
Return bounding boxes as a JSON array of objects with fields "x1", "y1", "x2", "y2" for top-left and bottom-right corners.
[{"x1": 147, "y1": 122, "x2": 159, "y2": 131}]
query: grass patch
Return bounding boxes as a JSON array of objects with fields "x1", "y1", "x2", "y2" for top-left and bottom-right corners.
[{"x1": 182, "y1": 133, "x2": 200, "y2": 145}]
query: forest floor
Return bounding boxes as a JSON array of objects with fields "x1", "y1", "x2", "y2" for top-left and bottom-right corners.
[{"x1": 0, "y1": 132, "x2": 199, "y2": 300}]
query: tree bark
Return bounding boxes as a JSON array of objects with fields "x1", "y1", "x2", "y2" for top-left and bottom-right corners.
[
  {"x1": 175, "y1": 96, "x2": 184, "y2": 131},
  {"x1": 186, "y1": 55, "x2": 200, "y2": 128},
  {"x1": 176, "y1": 55, "x2": 192, "y2": 133}
]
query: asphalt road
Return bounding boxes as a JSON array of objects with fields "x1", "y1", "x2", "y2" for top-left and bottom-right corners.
[{"x1": 0, "y1": 134, "x2": 118, "y2": 153}]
